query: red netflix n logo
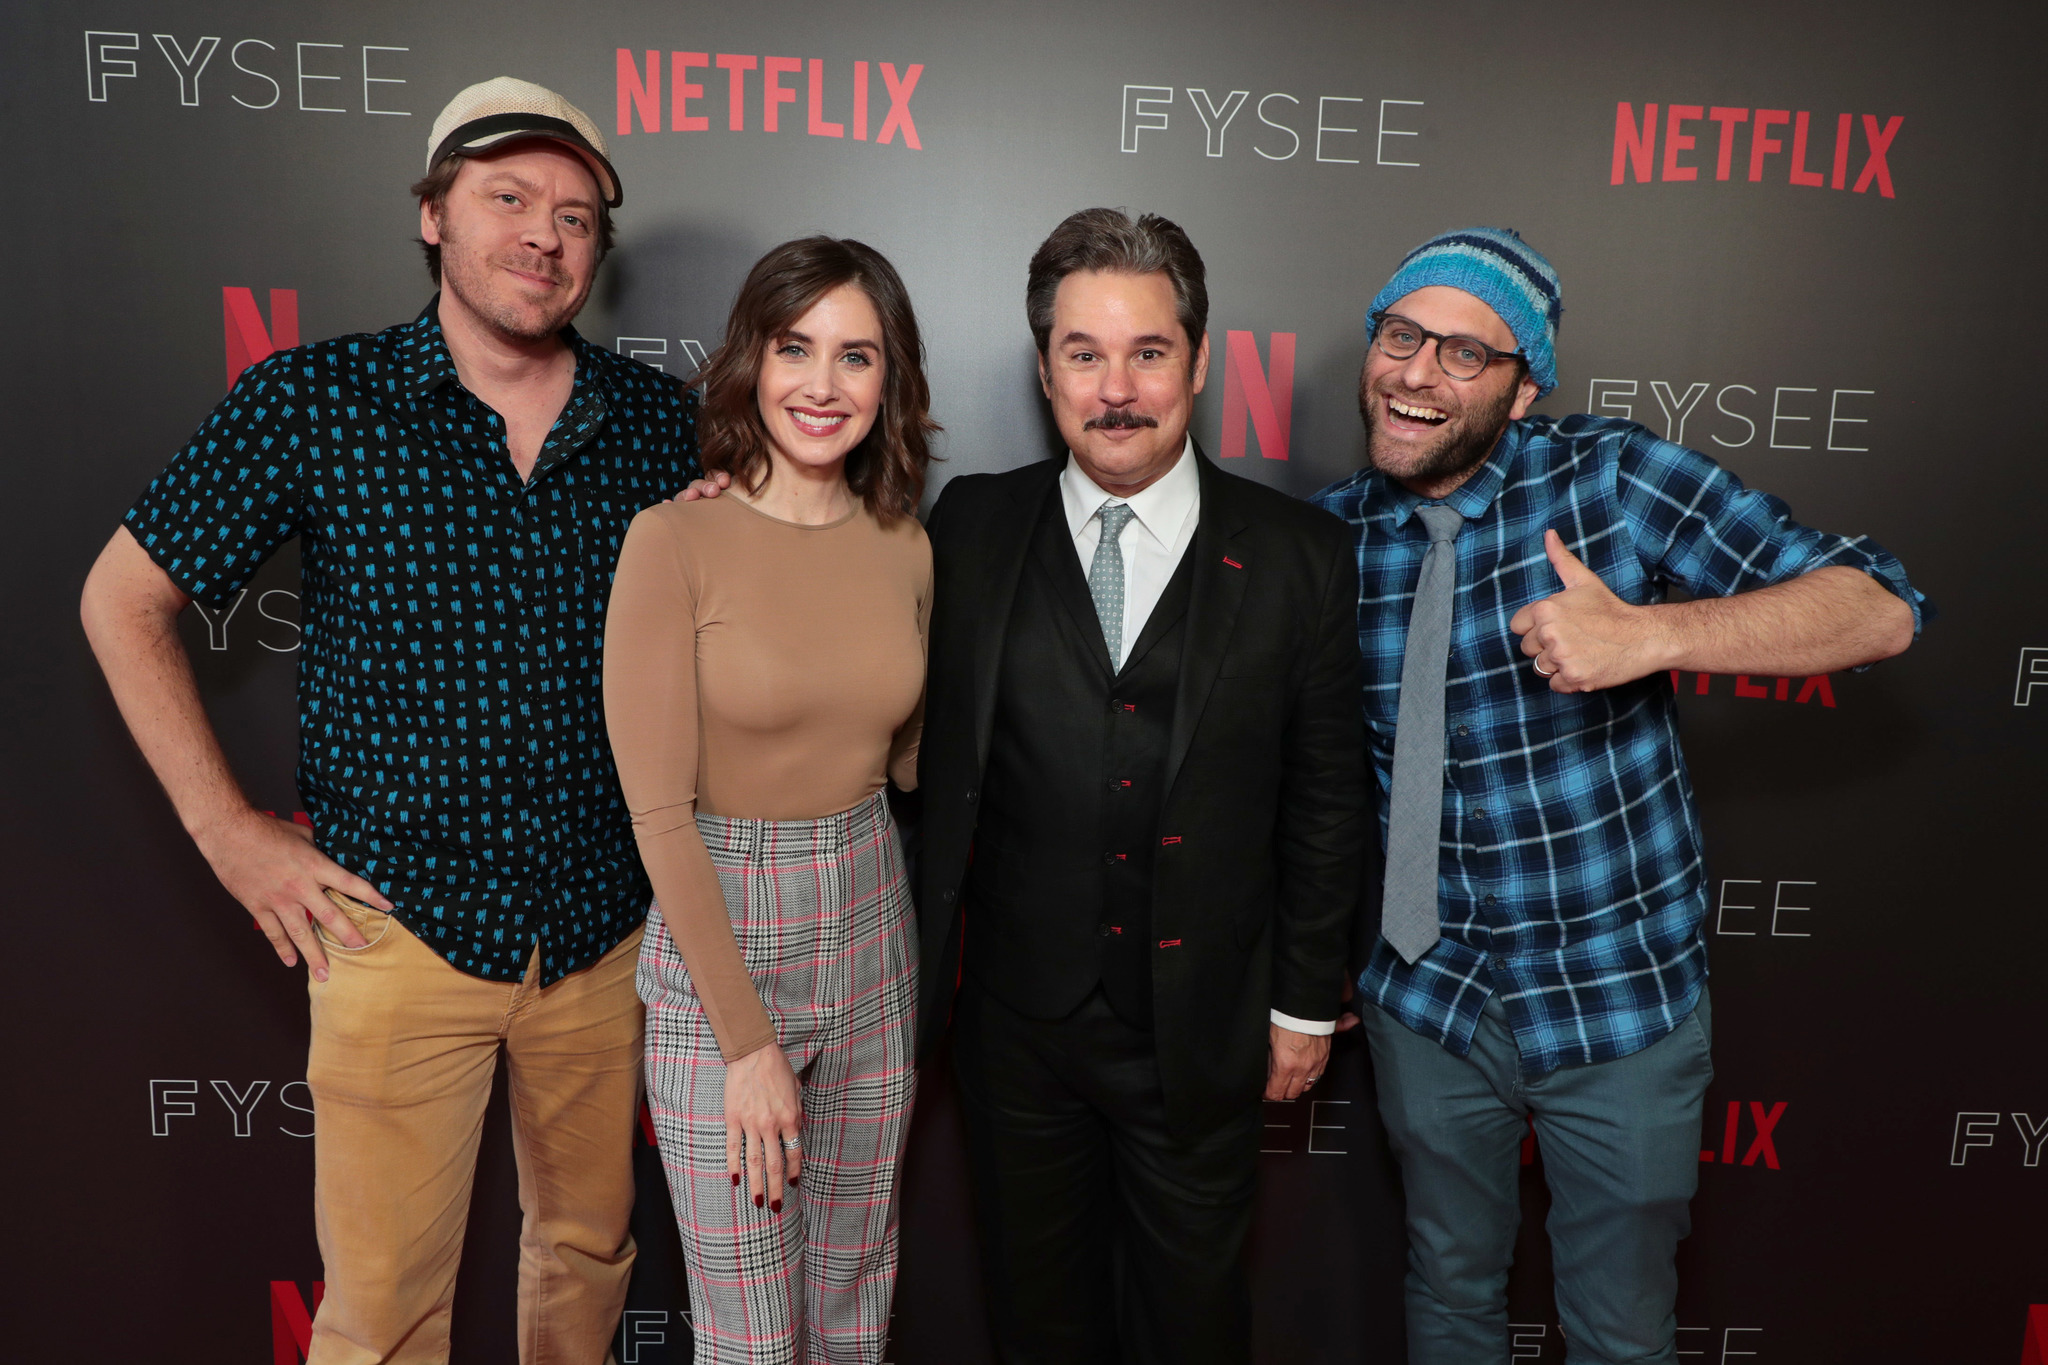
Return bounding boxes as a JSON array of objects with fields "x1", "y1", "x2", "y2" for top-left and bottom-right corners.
[
  {"x1": 1219, "y1": 330, "x2": 1294, "y2": 461},
  {"x1": 271, "y1": 1280, "x2": 324, "y2": 1363},
  {"x1": 224, "y1": 287, "x2": 299, "y2": 390}
]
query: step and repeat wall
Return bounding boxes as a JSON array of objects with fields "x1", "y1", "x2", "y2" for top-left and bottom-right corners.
[{"x1": 6, "y1": 1, "x2": 2044, "y2": 1361}]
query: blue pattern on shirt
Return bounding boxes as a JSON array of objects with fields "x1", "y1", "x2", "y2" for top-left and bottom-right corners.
[
  {"x1": 1311, "y1": 414, "x2": 1923, "y2": 1075},
  {"x1": 125, "y1": 300, "x2": 700, "y2": 985}
]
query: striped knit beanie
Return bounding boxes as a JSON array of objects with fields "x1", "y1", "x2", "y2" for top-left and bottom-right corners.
[{"x1": 1366, "y1": 227, "x2": 1562, "y2": 397}]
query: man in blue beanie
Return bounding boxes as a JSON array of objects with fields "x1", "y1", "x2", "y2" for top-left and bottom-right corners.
[{"x1": 1311, "y1": 228, "x2": 1925, "y2": 1363}]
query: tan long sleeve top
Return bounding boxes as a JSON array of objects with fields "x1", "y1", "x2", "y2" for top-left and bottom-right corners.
[{"x1": 603, "y1": 494, "x2": 931, "y2": 1060}]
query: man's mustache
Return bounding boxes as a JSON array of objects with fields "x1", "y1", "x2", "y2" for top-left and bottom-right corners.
[
  {"x1": 496, "y1": 254, "x2": 571, "y2": 287},
  {"x1": 1083, "y1": 409, "x2": 1160, "y2": 431}
]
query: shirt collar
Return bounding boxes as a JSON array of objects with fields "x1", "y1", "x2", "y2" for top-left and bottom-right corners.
[
  {"x1": 1060, "y1": 434, "x2": 1199, "y2": 546},
  {"x1": 397, "y1": 294, "x2": 604, "y2": 401},
  {"x1": 1366, "y1": 418, "x2": 1529, "y2": 529}
]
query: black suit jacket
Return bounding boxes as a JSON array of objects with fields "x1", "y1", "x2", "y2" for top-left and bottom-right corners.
[{"x1": 916, "y1": 447, "x2": 1370, "y2": 1134}]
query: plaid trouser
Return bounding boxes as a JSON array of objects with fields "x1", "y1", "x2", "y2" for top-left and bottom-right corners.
[{"x1": 639, "y1": 791, "x2": 919, "y2": 1365}]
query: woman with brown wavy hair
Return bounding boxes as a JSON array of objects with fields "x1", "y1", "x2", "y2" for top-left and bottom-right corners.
[{"x1": 602, "y1": 235, "x2": 937, "y2": 1364}]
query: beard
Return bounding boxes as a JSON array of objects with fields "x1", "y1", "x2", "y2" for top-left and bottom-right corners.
[
  {"x1": 438, "y1": 232, "x2": 582, "y2": 343},
  {"x1": 1361, "y1": 377, "x2": 1519, "y2": 487}
]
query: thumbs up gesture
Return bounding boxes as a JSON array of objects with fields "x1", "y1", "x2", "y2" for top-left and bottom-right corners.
[{"x1": 1509, "y1": 530, "x2": 1660, "y2": 693}]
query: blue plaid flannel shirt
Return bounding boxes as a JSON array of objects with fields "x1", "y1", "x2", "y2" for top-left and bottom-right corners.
[{"x1": 1311, "y1": 414, "x2": 1924, "y2": 1075}]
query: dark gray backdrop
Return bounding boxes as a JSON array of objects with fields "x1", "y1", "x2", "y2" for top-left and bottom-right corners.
[{"x1": 6, "y1": 2, "x2": 2045, "y2": 1361}]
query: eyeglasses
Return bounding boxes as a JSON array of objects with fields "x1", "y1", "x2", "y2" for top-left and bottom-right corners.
[{"x1": 1369, "y1": 311, "x2": 1525, "y2": 381}]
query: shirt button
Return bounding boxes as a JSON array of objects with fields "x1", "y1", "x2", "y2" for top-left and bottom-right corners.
[
  {"x1": 1456, "y1": 724, "x2": 1470, "y2": 737},
  {"x1": 1472, "y1": 807, "x2": 1487, "y2": 820},
  {"x1": 1484, "y1": 893, "x2": 1499, "y2": 906}
]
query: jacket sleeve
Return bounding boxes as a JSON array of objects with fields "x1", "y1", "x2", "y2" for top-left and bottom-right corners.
[{"x1": 1268, "y1": 524, "x2": 1370, "y2": 1023}]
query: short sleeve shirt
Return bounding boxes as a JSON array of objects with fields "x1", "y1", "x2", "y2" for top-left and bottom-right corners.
[
  {"x1": 125, "y1": 299, "x2": 701, "y2": 985},
  {"x1": 1312, "y1": 414, "x2": 1925, "y2": 1074}
]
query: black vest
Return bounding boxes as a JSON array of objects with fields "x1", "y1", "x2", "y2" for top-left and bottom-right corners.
[{"x1": 964, "y1": 490, "x2": 1194, "y2": 1029}]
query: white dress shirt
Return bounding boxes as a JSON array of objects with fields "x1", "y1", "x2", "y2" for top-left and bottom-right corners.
[{"x1": 1060, "y1": 440, "x2": 1334, "y2": 1037}]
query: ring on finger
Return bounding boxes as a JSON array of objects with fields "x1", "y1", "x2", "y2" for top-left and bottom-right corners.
[
  {"x1": 1532, "y1": 659, "x2": 1558, "y2": 678},
  {"x1": 780, "y1": 1135, "x2": 801, "y2": 1150}
]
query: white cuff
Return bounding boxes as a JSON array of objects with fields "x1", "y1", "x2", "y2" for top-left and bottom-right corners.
[{"x1": 1270, "y1": 1009, "x2": 1336, "y2": 1036}]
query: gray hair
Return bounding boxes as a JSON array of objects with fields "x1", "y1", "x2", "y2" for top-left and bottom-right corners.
[{"x1": 1025, "y1": 208, "x2": 1208, "y2": 365}]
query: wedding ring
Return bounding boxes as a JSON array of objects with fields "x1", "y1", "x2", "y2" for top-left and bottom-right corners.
[
  {"x1": 1532, "y1": 660, "x2": 1558, "y2": 678},
  {"x1": 780, "y1": 1136, "x2": 801, "y2": 1150}
]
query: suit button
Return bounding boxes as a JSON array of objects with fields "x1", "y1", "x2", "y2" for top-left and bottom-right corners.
[
  {"x1": 1106, "y1": 779, "x2": 1122, "y2": 793},
  {"x1": 942, "y1": 889, "x2": 956, "y2": 904},
  {"x1": 1102, "y1": 852, "x2": 1118, "y2": 866},
  {"x1": 1109, "y1": 697, "x2": 1123, "y2": 711},
  {"x1": 1098, "y1": 923, "x2": 1112, "y2": 937},
  {"x1": 965, "y1": 788, "x2": 978, "y2": 804}
]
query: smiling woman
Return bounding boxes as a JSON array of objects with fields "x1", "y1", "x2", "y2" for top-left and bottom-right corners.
[
  {"x1": 601, "y1": 236, "x2": 938, "y2": 1365},
  {"x1": 693, "y1": 236, "x2": 939, "y2": 522}
]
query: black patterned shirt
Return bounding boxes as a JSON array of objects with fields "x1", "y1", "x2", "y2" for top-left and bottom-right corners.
[{"x1": 126, "y1": 300, "x2": 701, "y2": 984}]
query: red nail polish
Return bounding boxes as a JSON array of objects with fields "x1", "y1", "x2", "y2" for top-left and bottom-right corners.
[
  {"x1": 787, "y1": 1174, "x2": 798, "y2": 1187},
  {"x1": 770, "y1": 1199, "x2": 782, "y2": 1213},
  {"x1": 731, "y1": 1173, "x2": 740, "y2": 1186},
  {"x1": 753, "y1": 1193, "x2": 764, "y2": 1208}
]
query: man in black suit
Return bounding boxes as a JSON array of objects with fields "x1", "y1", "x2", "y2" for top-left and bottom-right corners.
[{"x1": 916, "y1": 208, "x2": 1370, "y2": 1365}]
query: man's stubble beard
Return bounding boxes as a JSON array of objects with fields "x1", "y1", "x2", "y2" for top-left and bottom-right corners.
[
  {"x1": 438, "y1": 228, "x2": 584, "y2": 344},
  {"x1": 1361, "y1": 377, "x2": 1519, "y2": 488}
]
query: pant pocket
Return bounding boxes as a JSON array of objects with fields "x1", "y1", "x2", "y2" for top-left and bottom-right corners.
[{"x1": 316, "y1": 889, "x2": 394, "y2": 952}]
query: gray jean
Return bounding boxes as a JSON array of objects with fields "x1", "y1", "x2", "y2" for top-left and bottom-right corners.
[{"x1": 1363, "y1": 989, "x2": 1713, "y2": 1365}]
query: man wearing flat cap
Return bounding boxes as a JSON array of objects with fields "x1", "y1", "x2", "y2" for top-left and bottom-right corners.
[
  {"x1": 1313, "y1": 227, "x2": 1924, "y2": 1363},
  {"x1": 81, "y1": 77, "x2": 698, "y2": 1361}
]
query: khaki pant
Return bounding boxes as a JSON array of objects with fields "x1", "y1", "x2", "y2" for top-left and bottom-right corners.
[{"x1": 305, "y1": 895, "x2": 644, "y2": 1365}]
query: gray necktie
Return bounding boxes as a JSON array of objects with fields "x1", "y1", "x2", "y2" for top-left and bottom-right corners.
[
  {"x1": 1381, "y1": 503, "x2": 1465, "y2": 964},
  {"x1": 1089, "y1": 502, "x2": 1138, "y2": 666}
]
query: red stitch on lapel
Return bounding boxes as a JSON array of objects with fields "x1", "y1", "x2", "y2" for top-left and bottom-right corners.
[
  {"x1": 1159, "y1": 939, "x2": 1183, "y2": 948},
  {"x1": 1222, "y1": 556, "x2": 1243, "y2": 569},
  {"x1": 1160, "y1": 836, "x2": 1182, "y2": 845}
]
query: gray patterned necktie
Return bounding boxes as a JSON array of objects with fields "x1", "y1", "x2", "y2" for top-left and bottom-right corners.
[
  {"x1": 1381, "y1": 503, "x2": 1465, "y2": 964},
  {"x1": 1088, "y1": 502, "x2": 1138, "y2": 667}
]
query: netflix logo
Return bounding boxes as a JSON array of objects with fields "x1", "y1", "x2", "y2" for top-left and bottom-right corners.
[
  {"x1": 272, "y1": 1281, "x2": 324, "y2": 1365},
  {"x1": 1701, "y1": 1100, "x2": 1788, "y2": 1169},
  {"x1": 1611, "y1": 101, "x2": 1902, "y2": 198},
  {"x1": 1217, "y1": 330, "x2": 1293, "y2": 461},
  {"x1": 1670, "y1": 671, "x2": 1838, "y2": 709},
  {"x1": 616, "y1": 49, "x2": 922, "y2": 148},
  {"x1": 225, "y1": 286, "x2": 298, "y2": 389}
]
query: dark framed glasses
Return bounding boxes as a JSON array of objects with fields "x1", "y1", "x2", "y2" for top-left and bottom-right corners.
[{"x1": 1370, "y1": 311, "x2": 1525, "y2": 381}]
